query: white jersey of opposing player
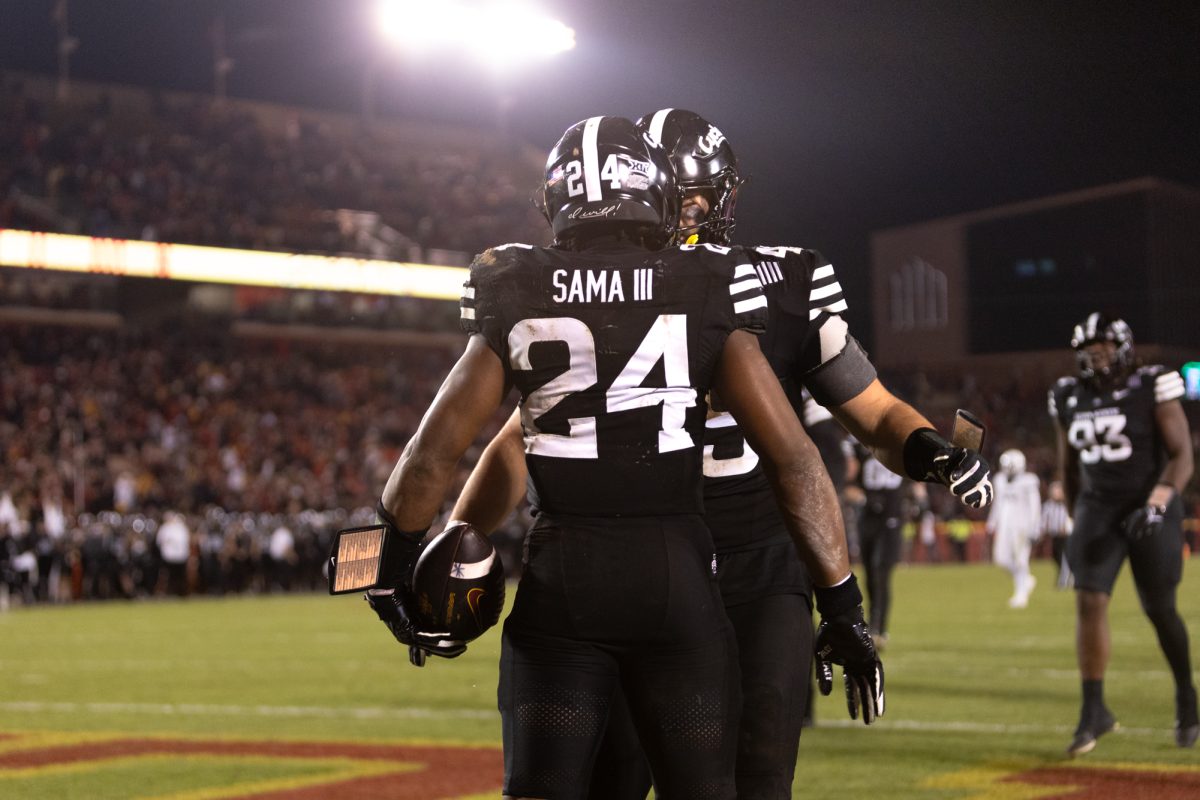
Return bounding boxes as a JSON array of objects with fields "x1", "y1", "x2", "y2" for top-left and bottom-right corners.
[
  {"x1": 989, "y1": 471, "x2": 1041, "y2": 572},
  {"x1": 989, "y1": 472, "x2": 1042, "y2": 538}
]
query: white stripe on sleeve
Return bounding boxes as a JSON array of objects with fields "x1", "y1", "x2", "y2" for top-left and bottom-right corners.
[
  {"x1": 734, "y1": 295, "x2": 769, "y2": 314},
  {"x1": 1156, "y1": 370, "x2": 1185, "y2": 403}
]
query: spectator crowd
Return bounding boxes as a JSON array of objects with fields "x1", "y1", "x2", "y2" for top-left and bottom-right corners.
[{"x1": 0, "y1": 73, "x2": 550, "y2": 262}]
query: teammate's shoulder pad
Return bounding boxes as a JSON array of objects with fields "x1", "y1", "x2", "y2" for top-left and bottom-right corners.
[{"x1": 472, "y1": 242, "x2": 536, "y2": 268}]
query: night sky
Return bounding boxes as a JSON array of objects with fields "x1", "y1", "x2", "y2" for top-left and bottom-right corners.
[{"x1": 3, "y1": 0, "x2": 1198, "y2": 342}]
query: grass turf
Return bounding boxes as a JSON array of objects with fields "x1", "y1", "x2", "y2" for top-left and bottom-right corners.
[{"x1": 1, "y1": 558, "x2": 1197, "y2": 798}]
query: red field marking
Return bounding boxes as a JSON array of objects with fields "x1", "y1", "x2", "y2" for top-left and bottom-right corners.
[
  {"x1": 0, "y1": 737, "x2": 503, "y2": 799},
  {"x1": 1003, "y1": 765, "x2": 1200, "y2": 799}
]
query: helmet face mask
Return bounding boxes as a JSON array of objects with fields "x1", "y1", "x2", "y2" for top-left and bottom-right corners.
[
  {"x1": 637, "y1": 109, "x2": 742, "y2": 245},
  {"x1": 541, "y1": 116, "x2": 679, "y2": 250},
  {"x1": 1070, "y1": 312, "x2": 1134, "y2": 385}
]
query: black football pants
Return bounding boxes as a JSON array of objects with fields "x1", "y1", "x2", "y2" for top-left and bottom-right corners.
[
  {"x1": 499, "y1": 514, "x2": 740, "y2": 800},
  {"x1": 587, "y1": 542, "x2": 814, "y2": 800}
]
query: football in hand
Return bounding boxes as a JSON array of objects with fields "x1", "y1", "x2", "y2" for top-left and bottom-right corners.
[{"x1": 410, "y1": 522, "x2": 505, "y2": 642}]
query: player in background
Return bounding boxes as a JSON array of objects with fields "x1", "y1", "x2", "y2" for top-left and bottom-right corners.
[
  {"x1": 848, "y1": 437, "x2": 908, "y2": 647},
  {"x1": 987, "y1": 449, "x2": 1042, "y2": 608},
  {"x1": 1041, "y1": 480, "x2": 1074, "y2": 588},
  {"x1": 369, "y1": 116, "x2": 881, "y2": 800},
  {"x1": 1050, "y1": 313, "x2": 1197, "y2": 756},
  {"x1": 452, "y1": 109, "x2": 992, "y2": 799}
]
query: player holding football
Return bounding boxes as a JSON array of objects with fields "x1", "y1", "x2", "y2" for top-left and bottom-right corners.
[
  {"x1": 368, "y1": 115, "x2": 881, "y2": 800},
  {"x1": 1050, "y1": 312, "x2": 1197, "y2": 756},
  {"x1": 452, "y1": 109, "x2": 994, "y2": 799}
]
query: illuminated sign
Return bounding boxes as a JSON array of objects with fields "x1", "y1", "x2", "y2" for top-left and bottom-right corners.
[{"x1": 0, "y1": 229, "x2": 468, "y2": 300}]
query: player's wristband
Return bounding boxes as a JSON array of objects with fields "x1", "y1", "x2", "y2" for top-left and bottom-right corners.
[
  {"x1": 814, "y1": 573, "x2": 864, "y2": 618},
  {"x1": 375, "y1": 499, "x2": 429, "y2": 587},
  {"x1": 903, "y1": 427, "x2": 952, "y2": 482}
]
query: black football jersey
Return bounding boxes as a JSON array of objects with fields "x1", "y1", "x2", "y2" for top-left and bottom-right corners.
[
  {"x1": 461, "y1": 241, "x2": 768, "y2": 517},
  {"x1": 702, "y1": 246, "x2": 874, "y2": 550},
  {"x1": 1049, "y1": 365, "x2": 1185, "y2": 500}
]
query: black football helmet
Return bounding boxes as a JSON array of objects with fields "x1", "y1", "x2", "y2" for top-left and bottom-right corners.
[
  {"x1": 636, "y1": 108, "x2": 742, "y2": 244},
  {"x1": 1071, "y1": 312, "x2": 1134, "y2": 382},
  {"x1": 541, "y1": 116, "x2": 678, "y2": 249}
]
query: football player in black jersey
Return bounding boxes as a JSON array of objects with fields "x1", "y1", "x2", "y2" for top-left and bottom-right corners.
[
  {"x1": 370, "y1": 116, "x2": 881, "y2": 800},
  {"x1": 1050, "y1": 313, "x2": 1197, "y2": 756},
  {"x1": 452, "y1": 109, "x2": 993, "y2": 799}
]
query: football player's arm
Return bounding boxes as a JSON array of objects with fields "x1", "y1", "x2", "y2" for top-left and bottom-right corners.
[
  {"x1": 449, "y1": 408, "x2": 527, "y2": 533},
  {"x1": 715, "y1": 330, "x2": 848, "y2": 586},
  {"x1": 369, "y1": 334, "x2": 507, "y2": 665},
  {"x1": 1151, "y1": 399, "x2": 1193, "y2": 507},
  {"x1": 829, "y1": 379, "x2": 932, "y2": 476},
  {"x1": 831, "y1": 379, "x2": 992, "y2": 508},
  {"x1": 381, "y1": 334, "x2": 509, "y2": 531}
]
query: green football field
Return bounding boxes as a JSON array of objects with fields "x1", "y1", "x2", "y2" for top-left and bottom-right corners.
[{"x1": 2, "y1": 559, "x2": 1198, "y2": 798}]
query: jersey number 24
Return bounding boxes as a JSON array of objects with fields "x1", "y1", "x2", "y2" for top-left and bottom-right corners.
[{"x1": 509, "y1": 315, "x2": 697, "y2": 459}]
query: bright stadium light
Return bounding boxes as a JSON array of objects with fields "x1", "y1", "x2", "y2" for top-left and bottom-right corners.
[{"x1": 377, "y1": 0, "x2": 574, "y2": 67}]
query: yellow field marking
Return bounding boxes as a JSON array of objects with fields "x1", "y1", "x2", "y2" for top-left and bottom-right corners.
[
  {"x1": 0, "y1": 752, "x2": 409, "y2": 781},
  {"x1": 921, "y1": 759, "x2": 1070, "y2": 800},
  {"x1": 0, "y1": 730, "x2": 131, "y2": 755},
  {"x1": 922, "y1": 757, "x2": 1200, "y2": 800}
]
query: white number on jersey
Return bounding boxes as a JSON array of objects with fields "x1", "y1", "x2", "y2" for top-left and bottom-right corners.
[
  {"x1": 509, "y1": 315, "x2": 697, "y2": 459},
  {"x1": 702, "y1": 411, "x2": 760, "y2": 477},
  {"x1": 1067, "y1": 413, "x2": 1133, "y2": 464}
]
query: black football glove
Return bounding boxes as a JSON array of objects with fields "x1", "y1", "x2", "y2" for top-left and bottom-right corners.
[
  {"x1": 904, "y1": 429, "x2": 993, "y2": 509},
  {"x1": 366, "y1": 588, "x2": 468, "y2": 667},
  {"x1": 366, "y1": 501, "x2": 468, "y2": 667},
  {"x1": 813, "y1": 575, "x2": 885, "y2": 725},
  {"x1": 1122, "y1": 503, "x2": 1167, "y2": 541},
  {"x1": 932, "y1": 448, "x2": 992, "y2": 509}
]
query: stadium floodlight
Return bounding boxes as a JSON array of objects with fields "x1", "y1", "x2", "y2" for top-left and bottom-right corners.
[{"x1": 377, "y1": 0, "x2": 575, "y2": 68}]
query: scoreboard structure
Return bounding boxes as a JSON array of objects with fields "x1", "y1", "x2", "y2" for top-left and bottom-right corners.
[{"x1": 869, "y1": 177, "x2": 1200, "y2": 369}]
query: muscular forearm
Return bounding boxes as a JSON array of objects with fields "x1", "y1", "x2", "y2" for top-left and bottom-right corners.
[
  {"x1": 763, "y1": 456, "x2": 850, "y2": 587},
  {"x1": 381, "y1": 439, "x2": 459, "y2": 533},
  {"x1": 831, "y1": 380, "x2": 933, "y2": 476}
]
